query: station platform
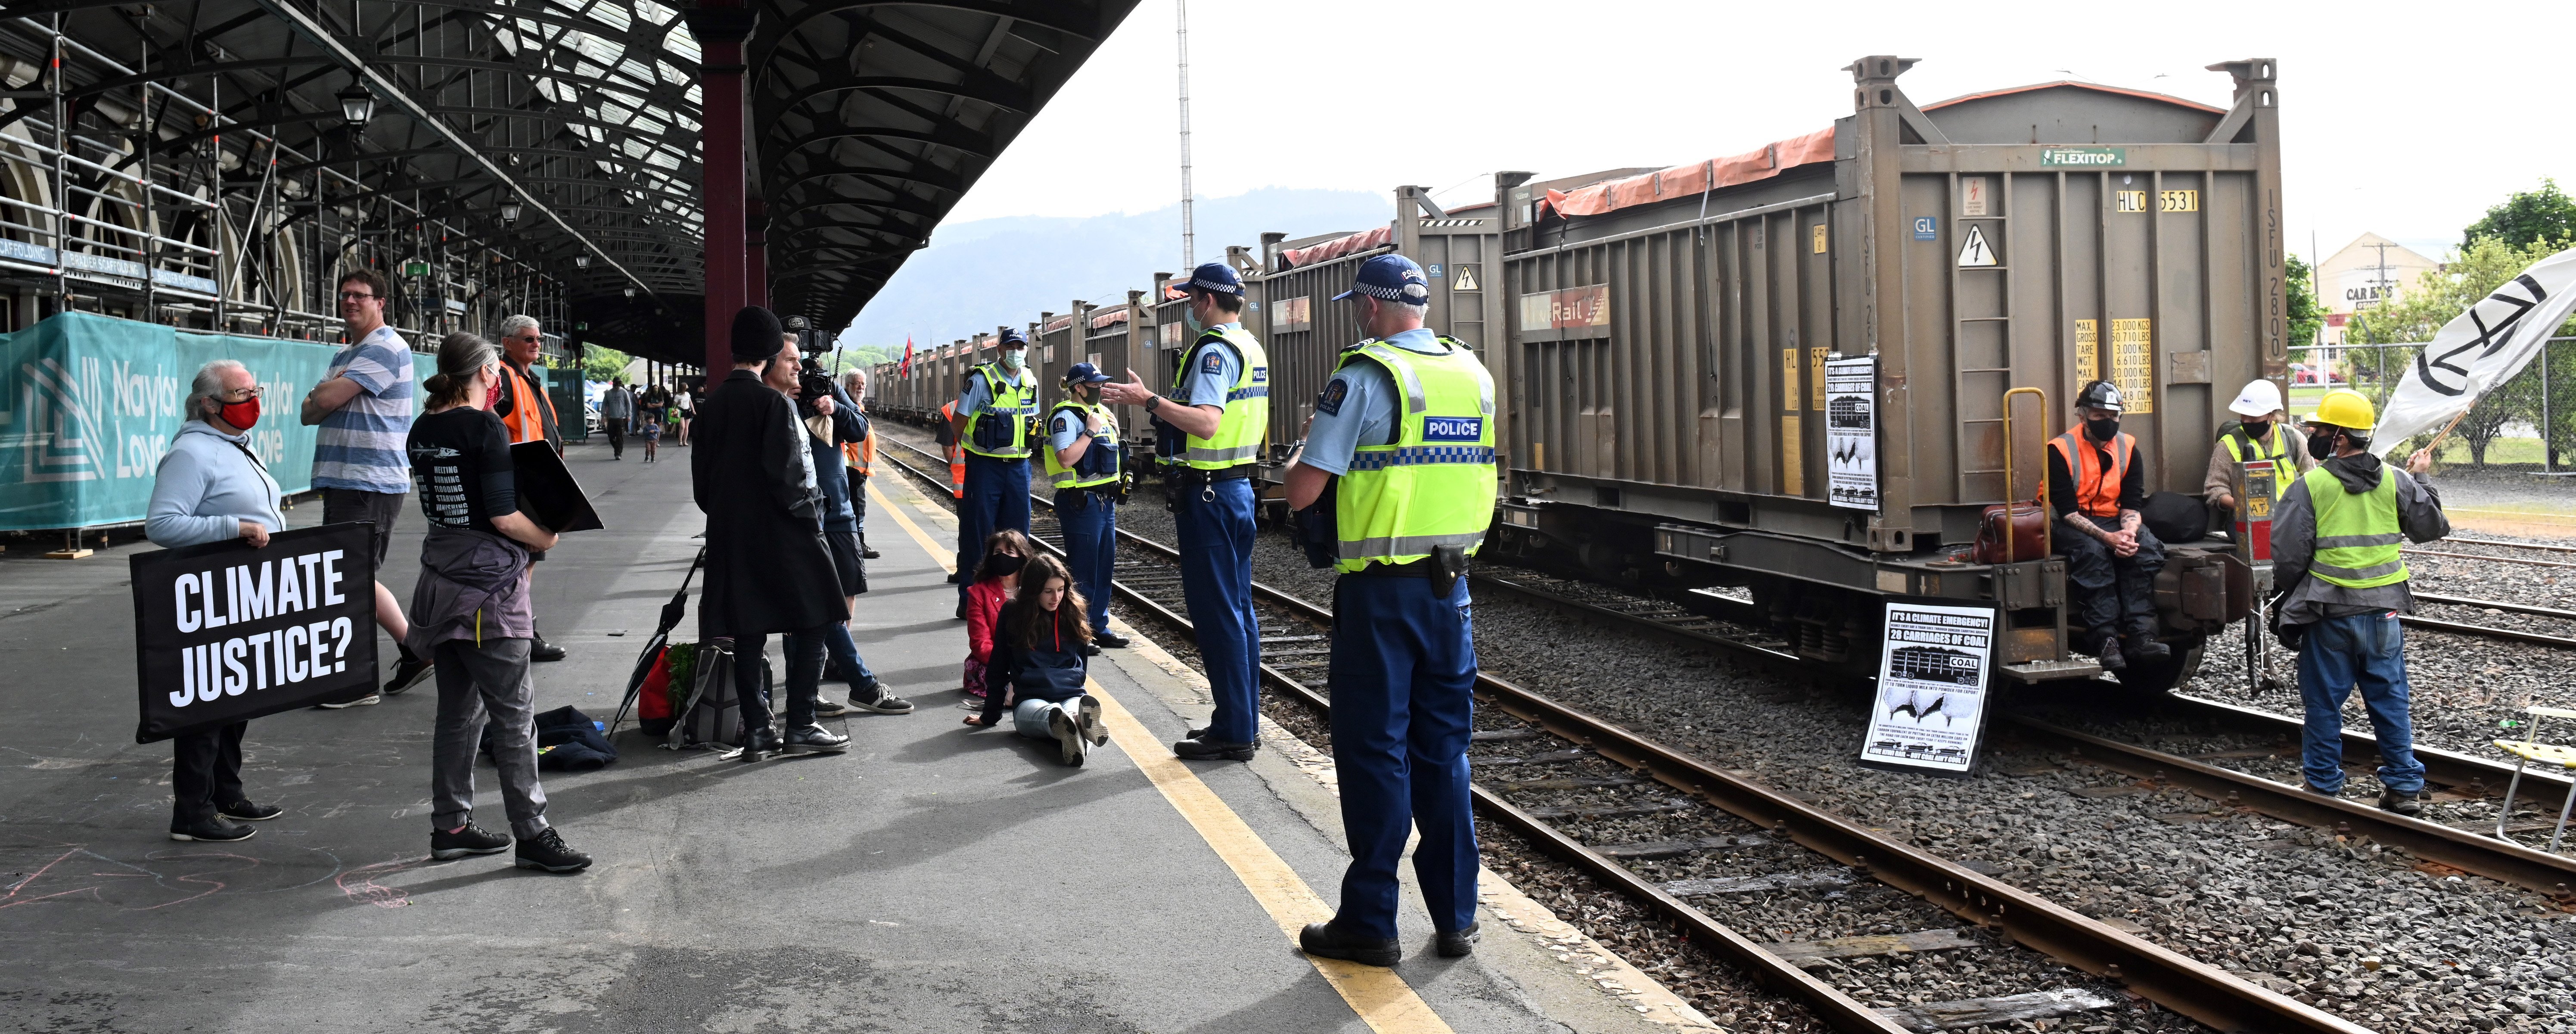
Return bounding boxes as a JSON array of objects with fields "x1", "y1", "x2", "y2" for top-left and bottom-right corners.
[{"x1": 0, "y1": 438, "x2": 1706, "y2": 1033}]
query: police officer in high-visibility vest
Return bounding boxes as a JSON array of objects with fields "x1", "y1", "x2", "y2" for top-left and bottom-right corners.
[
  {"x1": 948, "y1": 329, "x2": 1038, "y2": 611},
  {"x1": 1281, "y1": 255, "x2": 1495, "y2": 967},
  {"x1": 2203, "y1": 377, "x2": 2310, "y2": 523},
  {"x1": 1045, "y1": 363, "x2": 1131, "y2": 653},
  {"x1": 2271, "y1": 389, "x2": 2445, "y2": 815},
  {"x1": 1100, "y1": 262, "x2": 1268, "y2": 760},
  {"x1": 2046, "y1": 380, "x2": 2169, "y2": 673}
]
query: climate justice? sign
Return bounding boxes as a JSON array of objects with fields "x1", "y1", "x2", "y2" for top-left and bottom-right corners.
[{"x1": 129, "y1": 523, "x2": 379, "y2": 741}]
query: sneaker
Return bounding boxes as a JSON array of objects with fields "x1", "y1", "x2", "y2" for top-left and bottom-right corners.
[
  {"x1": 218, "y1": 800, "x2": 283, "y2": 822},
  {"x1": 1076, "y1": 695, "x2": 1106, "y2": 746},
  {"x1": 811, "y1": 696, "x2": 857, "y2": 718},
  {"x1": 1437, "y1": 923, "x2": 1482, "y2": 958},
  {"x1": 850, "y1": 687, "x2": 917, "y2": 715},
  {"x1": 2378, "y1": 786, "x2": 2423, "y2": 817},
  {"x1": 169, "y1": 819, "x2": 255, "y2": 843},
  {"x1": 1094, "y1": 630, "x2": 1131, "y2": 648},
  {"x1": 316, "y1": 693, "x2": 381, "y2": 709},
  {"x1": 783, "y1": 724, "x2": 850, "y2": 754},
  {"x1": 383, "y1": 655, "x2": 434, "y2": 696},
  {"x1": 431, "y1": 823, "x2": 513, "y2": 860},
  {"x1": 1048, "y1": 708, "x2": 1088, "y2": 767},
  {"x1": 513, "y1": 828, "x2": 592, "y2": 873}
]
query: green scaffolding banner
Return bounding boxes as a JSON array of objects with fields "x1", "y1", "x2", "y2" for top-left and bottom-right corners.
[{"x1": 0, "y1": 312, "x2": 439, "y2": 532}]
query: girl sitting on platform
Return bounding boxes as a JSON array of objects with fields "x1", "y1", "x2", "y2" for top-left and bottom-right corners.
[
  {"x1": 961, "y1": 529, "x2": 1033, "y2": 699},
  {"x1": 963, "y1": 553, "x2": 1106, "y2": 766}
]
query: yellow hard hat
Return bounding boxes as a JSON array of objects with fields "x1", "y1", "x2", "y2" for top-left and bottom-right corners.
[{"x1": 2306, "y1": 388, "x2": 2375, "y2": 432}]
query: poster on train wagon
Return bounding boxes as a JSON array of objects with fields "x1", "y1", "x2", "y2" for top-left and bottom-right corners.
[
  {"x1": 128, "y1": 523, "x2": 381, "y2": 741},
  {"x1": 1824, "y1": 355, "x2": 1878, "y2": 511},
  {"x1": 1858, "y1": 600, "x2": 1998, "y2": 776}
]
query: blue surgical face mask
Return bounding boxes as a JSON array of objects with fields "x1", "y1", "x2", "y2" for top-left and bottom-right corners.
[
  {"x1": 1001, "y1": 348, "x2": 1026, "y2": 371},
  {"x1": 1184, "y1": 309, "x2": 1203, "y2": 335}
]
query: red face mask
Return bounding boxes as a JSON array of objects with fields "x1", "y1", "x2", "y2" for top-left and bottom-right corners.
[
  {"x1": 218, "y1": 394, "x2": 261, "y2": 432},
  {"x1": 483, "y1": 376, "x2": 504, "y2": 410}
]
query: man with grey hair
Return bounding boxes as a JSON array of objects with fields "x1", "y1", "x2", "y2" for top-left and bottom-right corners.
[
  {"x1": 490, "y1": 313, "x2": 566, "y2": 661},
  {"x1": 839, "y1": 368, "x2": 879, "y2": 559}
]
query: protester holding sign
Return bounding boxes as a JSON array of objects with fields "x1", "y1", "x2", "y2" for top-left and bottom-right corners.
[
  {"x1": 404, "y1": 333, "x2": 593, "y2": 873},
  {"x1": 146, "y1": 359, "x2": 288, "y2": 843}
]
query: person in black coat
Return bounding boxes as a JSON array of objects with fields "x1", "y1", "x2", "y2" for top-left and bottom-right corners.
[{"x1": 691, "y1": 305, "x2": 852, "y2": 762}]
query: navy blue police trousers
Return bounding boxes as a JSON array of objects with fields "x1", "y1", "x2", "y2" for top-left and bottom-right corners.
[{"x1": 1327, "y1": 572, "x2": 1479, "y2": 940}]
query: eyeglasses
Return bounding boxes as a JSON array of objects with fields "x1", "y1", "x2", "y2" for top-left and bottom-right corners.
[
  {"x1": 338, "y1": 291, "x2": 380, "y2": 302},
  {"x1": 219, "y1": 385, "x2": 263, "y2": 400}
]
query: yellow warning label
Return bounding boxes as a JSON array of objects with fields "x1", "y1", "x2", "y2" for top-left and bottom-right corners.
[
  {"x1": 2075, "y1": 320, "x2": 2099, "y2": 383},
  {"x1": 2115, "y1": 190, "x2": 2148, "y2": 213},
  {"x1": 1782, "y1": 414, "x2": 1803, "y2": 495},
  {"x1": 1809, "y1": 346, "x2": 1827, "y2": 410},
  {"x1": 1812, "y1": 224, "x2": 1828, "y2": 254},
  {"x1": 2112, "y1": 318, "x2": 2154, "y2": 415},
  {"x1": 1451, "y1": 265, "x2": 1480, "y2": 292},
  {"x1": 2160, "y1": 190, "x2": 2199, "y2": 213},
  {"x1": 1782, "y1": 348, "x2": 1802, "y2": 411}
]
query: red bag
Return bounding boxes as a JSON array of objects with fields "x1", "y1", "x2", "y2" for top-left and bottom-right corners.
[
  {"x1": 1972, "y1": 501, "x2": 2051, "y2": 564},
  {"x1": 638, "y1": 647, "x2": 674, "y2": 721}
]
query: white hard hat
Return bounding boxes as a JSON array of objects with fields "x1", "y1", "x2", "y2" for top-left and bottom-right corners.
[{"x1": 2228, "y1": 378, "x2": 2284, "y2": 418}]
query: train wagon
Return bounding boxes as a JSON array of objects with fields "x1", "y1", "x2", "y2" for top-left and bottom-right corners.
[
  {"x1": 1492, "y1": 56, "x2": 2280, "y2": 692},
  {"x1": 1246, "y1": 184, "x2": 1508, "y2": 462}
]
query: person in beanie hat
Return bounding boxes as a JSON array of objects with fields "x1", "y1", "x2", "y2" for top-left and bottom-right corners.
[{"x1": 690, "y1": 305, "x2": 855, "y2": 762}]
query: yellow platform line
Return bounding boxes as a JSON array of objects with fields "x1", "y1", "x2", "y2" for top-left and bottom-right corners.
[{"x1": 867, "y1": 476, "x2": 1454, "y2": 1033}]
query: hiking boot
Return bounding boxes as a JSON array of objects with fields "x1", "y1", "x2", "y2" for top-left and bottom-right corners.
[
  {"x1": 861, "y1": 540, "x2": 881, "y2": 560},
  {"x1": 783, "y1": 724, "x2": 850, "y2": 754},
  {"x1": 2378, "y1": 786, "x2": 2423, "y2": 817},
  {"x1": 740, "y1": 727, "x2": 783, "y2": 763},
  {"x1": 1173, "y1": 736, "x2": 1256, "y2": 761},
  {"x1": 431, "y1": 823, "x2": 513, "y2": 860},
  {"x1": 1300, "y1": 921, "x2": 1400, "y2": 967},
  {"x1": 1076, "y1": 695, "x2": 1106, "y2": 746},
  {"x1": 2125, "y1": 635, "x2": 2172, "y2": 662},
  {"x1": 513, "y1": 828, "x2": 592, "y2": 873},
  {"x1": 218, "y1": 800, "x2": 283, "y2": 822},
  {"x1": 1094, "y1": 630, "x2": 1131, "y2": 648},
  {"x1": 169, "y1": 819, "x2": 255, "y2": 843},
  {"x1": 2095, "y1": 634, "x2": 2126, "y2": 672},
  {"x1": 1049, "y1": 708, "x2": 1088, "y2": 767},
  {"x1": 383, "y1": 653, "x2": 435, "y2": 696},
  {"x1": 1437, "y1": 923, "x2": 1482, "y2": 958}
]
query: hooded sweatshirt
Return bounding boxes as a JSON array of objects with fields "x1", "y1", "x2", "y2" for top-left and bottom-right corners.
[
  {"x1": 147, "y1": 420, "x2": 285, "y2": 548},
  {"x1": 2269, "y1": 452, "x2": 2450, "y2": 623}
]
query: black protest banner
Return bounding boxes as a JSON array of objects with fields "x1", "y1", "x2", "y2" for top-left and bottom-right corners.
[{"x1": 129, "y1": 523, "x2": 380, "y2": 742}]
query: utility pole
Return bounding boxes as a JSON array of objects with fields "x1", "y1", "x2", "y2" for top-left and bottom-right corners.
[{"x1": 1175, "y1": 0, "x2": 1195, "y2": 270}]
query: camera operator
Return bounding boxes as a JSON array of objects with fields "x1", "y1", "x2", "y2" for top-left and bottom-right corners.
[{"x1": 788, "y1": 337, "x2": 912, "y2": 718}]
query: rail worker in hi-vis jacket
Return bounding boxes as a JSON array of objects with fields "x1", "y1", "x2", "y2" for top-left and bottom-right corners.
[
  {"x1": 1280, "y1": 254, "x2": 1497, "y2": 967},
  {"x1": 1101, "y1": 262, "x2": 1269, "y2": 761}
]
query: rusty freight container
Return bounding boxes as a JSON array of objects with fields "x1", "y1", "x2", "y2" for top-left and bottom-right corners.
[
  {"x1": 1247, "y1": 184, "x2": 1510, "y2": 461},
  {"x1": 1038, "y1": 308, "x2": 1079, "y2": 392},
  {"x1": 1079, "y1": 290, "x2": 1155, "y2": 452},
  {"x1": 1495, "y1": 56, "x2": 2279, "y2": 691}
]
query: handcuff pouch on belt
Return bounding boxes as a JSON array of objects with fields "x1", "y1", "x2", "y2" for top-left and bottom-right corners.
[{"x1": 1291, "y1": 480, "x2": 1338, "y2": 569}]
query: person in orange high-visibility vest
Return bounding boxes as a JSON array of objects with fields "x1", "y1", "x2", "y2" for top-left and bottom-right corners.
[
  {"x1": 936, "y1": 400, "x2": 965, "y2": 500},
  {"x1": 491, "y1": 315, "x2": 566, "y2": 663},
  {"x1": 841, "y1": 369, "x2": 881, "y2": 560},
  {"x1": 2045, "y1": 380, "x2": 2169, "y2": 673}
]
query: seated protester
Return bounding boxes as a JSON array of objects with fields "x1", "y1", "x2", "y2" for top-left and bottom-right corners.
[
  {"x1": 405, "y1": 332, "x2": 591, "y2": 874},
  {"x1": 2047, "y1": 380, "x2": 2168, "y2": 672},
  {"x1": 962, "y1": 529, "x2": 1033, "y2": 698},
  {"x1": 146, "y1": 359, "x2": 289, "y2": 842},
  {"x1": 2204, "y1": 377, "x2": 2308, "y2": 526},
  {"x1": 964, "y1": 553, "x2": 1109, "y2": 766}
]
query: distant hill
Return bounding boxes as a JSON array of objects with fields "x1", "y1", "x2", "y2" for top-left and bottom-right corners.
[{"x1": 834, "y1": 188, "x2": 1393, "y2": 350}]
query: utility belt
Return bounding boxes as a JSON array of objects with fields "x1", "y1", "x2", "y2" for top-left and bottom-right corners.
[
  {"x1": 1343, "y1": 545, "x2": 1471, "y2": 597},
  {"x1": 1162, "y1": 462, "x2": 1251, "y2": 510}
]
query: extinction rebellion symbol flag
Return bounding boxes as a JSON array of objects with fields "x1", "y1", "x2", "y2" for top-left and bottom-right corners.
[
  {"x1": 128, "y1": 523, "x2": 380, "y2": 741},
  {"x1": 2374, "y1": 244, "x2": 2576, "y2": 451}
]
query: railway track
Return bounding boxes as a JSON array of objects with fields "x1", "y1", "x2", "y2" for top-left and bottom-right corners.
[{"x1": 874, "y1": 439, "x2": 2371, "y2": 1034}]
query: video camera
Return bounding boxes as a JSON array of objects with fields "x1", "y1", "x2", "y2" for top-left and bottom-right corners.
[{"x1": 794, "y1": 357, "x2": 836, "y2": 416}]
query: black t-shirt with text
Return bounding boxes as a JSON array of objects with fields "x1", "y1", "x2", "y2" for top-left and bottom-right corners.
[{"x1": 409, "y1": 407, "x2": 519, "y2": 533}]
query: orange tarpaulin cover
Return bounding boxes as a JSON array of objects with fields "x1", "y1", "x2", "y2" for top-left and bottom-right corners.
[
  {"x1": 1279, "y1": 224, "x2": 1392, "y2": 269},
  {"x1": 1542, "y1": 127, "x2": 1837, "y2": 220}
]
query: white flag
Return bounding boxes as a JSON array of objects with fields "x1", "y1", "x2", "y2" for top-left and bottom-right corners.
[{"x1": 2374, "y1": 244, "x2": 2576, "y2": 453}]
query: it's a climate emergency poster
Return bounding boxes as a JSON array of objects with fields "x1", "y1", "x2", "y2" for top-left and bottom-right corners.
[
  {"x1": 129, "y1": 523, "x2": 379, "y2": 741},
  {"x1": 1857, "y1": 601, "x2": 1998, "y2": 776}
]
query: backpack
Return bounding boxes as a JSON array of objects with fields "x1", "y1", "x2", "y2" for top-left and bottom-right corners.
[{"x1": 665, "y1": 639, "x2": 769, "y2": 751}]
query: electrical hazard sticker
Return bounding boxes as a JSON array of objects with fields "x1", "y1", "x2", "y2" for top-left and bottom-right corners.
[
  {"x1": 1956, "y1": 225, "x2": 1996, "y2": 268},
  {"x1": 1452, "y1": 265, "x2": 1480, "y2": 292}
]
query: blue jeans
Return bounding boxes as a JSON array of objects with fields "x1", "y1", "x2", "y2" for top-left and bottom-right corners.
[
  {"x1": 1327, "y1": 573, "x2": 1479, "y2": 940},
  {"x1": 1175, "y1": 477, "x2": 1260, "y2": 743},
  {"x1": 797, "y1": 622, "x2": 879, "y2": 695},
  {"x1": 1012, "y1": 694, "x2": 1088, "y2": 740},
  {"x1": 2296, "y1": 610, "x2": 2425, "y2": 793},
  {"x1": 958, "y1": 455, "x2": 1032, "y2": 600},
  {"x1": 1056, "y1": 490, "x2": 1116, "y2": 634}
]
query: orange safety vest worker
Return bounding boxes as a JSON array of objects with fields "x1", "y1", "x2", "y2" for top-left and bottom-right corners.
[
  {"x1": 840, "y1": 433, "x2": 875, "y2": 475},
  {"x1": 938, "y1": 400, "x2": 965, "y2": 499},
  {"x1": 2047, "y1": 423, "x2": 2135, "y2": 519},
  {"x1": 494, "y1": 360, "x2": 560, "y2": 449}
]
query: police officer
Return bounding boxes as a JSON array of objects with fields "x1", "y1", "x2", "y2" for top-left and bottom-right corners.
[
  {"x1": 1100, "y1": 262, "x2": 1267, "y2": 760},
  {"x1": 948, "y1": 328, "x2": 1038, "y2": 612},
  {"x1": 2272, "y1": 389, "x2": 2445, "y2": 814},
  {"x1": 2204, "y1": 377, "x2": 2310, "y2": 523},
  {"x1": 2047, "y1": 380, "x2": 2169, "y2": 672},
  {"x1": 1281, "y1": 255, "x2": 1494, "y2": 966},
  {"x1": 1046, "y1": 362, "x2": 1131, "y2": 653}
]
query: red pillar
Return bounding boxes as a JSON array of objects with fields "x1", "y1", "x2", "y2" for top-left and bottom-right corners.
[
  {"x1": 684, "y1": 3, "x2": 758, "y2": 375},
  {"x1": 745, "y1": 199, "x2": 769, "y2": 308}
]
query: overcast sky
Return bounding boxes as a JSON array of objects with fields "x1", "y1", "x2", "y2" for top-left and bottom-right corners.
[{"x1": 939, "y1": 1, "x2": 2568, "y2": 265}]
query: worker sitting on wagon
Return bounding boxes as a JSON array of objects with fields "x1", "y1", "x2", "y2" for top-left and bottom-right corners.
[
  {"x1": 2047, "y1": 380, "x2": 2169, "y2": 673},
  {"x1": 2203, "y1": 377, "x2": 2309, "y2": 526}
]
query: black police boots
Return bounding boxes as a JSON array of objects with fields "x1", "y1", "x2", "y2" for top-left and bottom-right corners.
[
  {"x1": 1300, "y1": 921, "x2": 1400, "y2": 967},
  {"x1": 1437, "y1": 923, "x2": 1481, "y2": 958},
  {"x1": 1173, "y1": 735, "x2": 1256, "y2": 761},
  {"x1": 2092, "y1": 628, "x2": 2126, "y2": 672}
]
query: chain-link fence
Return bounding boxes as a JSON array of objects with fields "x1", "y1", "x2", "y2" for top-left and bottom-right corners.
[{"x1": 2294, "y1": 336, "x2": 2576, "y2": 472}]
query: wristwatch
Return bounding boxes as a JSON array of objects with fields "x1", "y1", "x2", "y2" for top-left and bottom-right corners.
[{"x1": 1144, "y1": 395, "x2": 1162, "y2": 414}]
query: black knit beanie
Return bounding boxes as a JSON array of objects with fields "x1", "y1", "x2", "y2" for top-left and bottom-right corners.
[{"x1": 730, "y1": 305, "x2": 784, "y2": 361}]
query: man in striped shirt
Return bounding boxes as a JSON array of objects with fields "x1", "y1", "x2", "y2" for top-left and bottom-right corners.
[{"x1": 300, "y1": 268, "x2": 431, "y2": 704}]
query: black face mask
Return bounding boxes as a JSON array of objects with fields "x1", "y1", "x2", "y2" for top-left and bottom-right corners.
[
  {"x1": 2084, "y1": 417, "x2": 2120, "y2": 442},
  {"x1": 2240, "y1": 419, "x2": 2270, "y2": 440},
  {"x1": 982, "y1": 552, "x2": 1026, "y2": 578},
  {"x1": 2306, "y1": 430, "x2": 2338, "y2": 461}
]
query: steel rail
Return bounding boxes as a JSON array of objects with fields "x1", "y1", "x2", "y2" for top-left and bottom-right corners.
[
  {"x1": 2445, "y1": 536, "x2": 2576, "y2": 554},
  {"x1": 2398, "y1": 614, "x2": 2576, "y2": 649},
  {"x1": 2411, "y1": 592, "x2": 2576, "y2": 621},
  {"x1": 875, "y1": 441, "x2": 2366, "y2": 1034},
  {"x1": 2402, "y1": 548, "x2": 2576, "y2": 570}
]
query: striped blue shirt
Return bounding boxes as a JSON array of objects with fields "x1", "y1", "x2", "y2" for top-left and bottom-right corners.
[{"x1": 311, "y1": 325, "x2": 416, "y2": 494}]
